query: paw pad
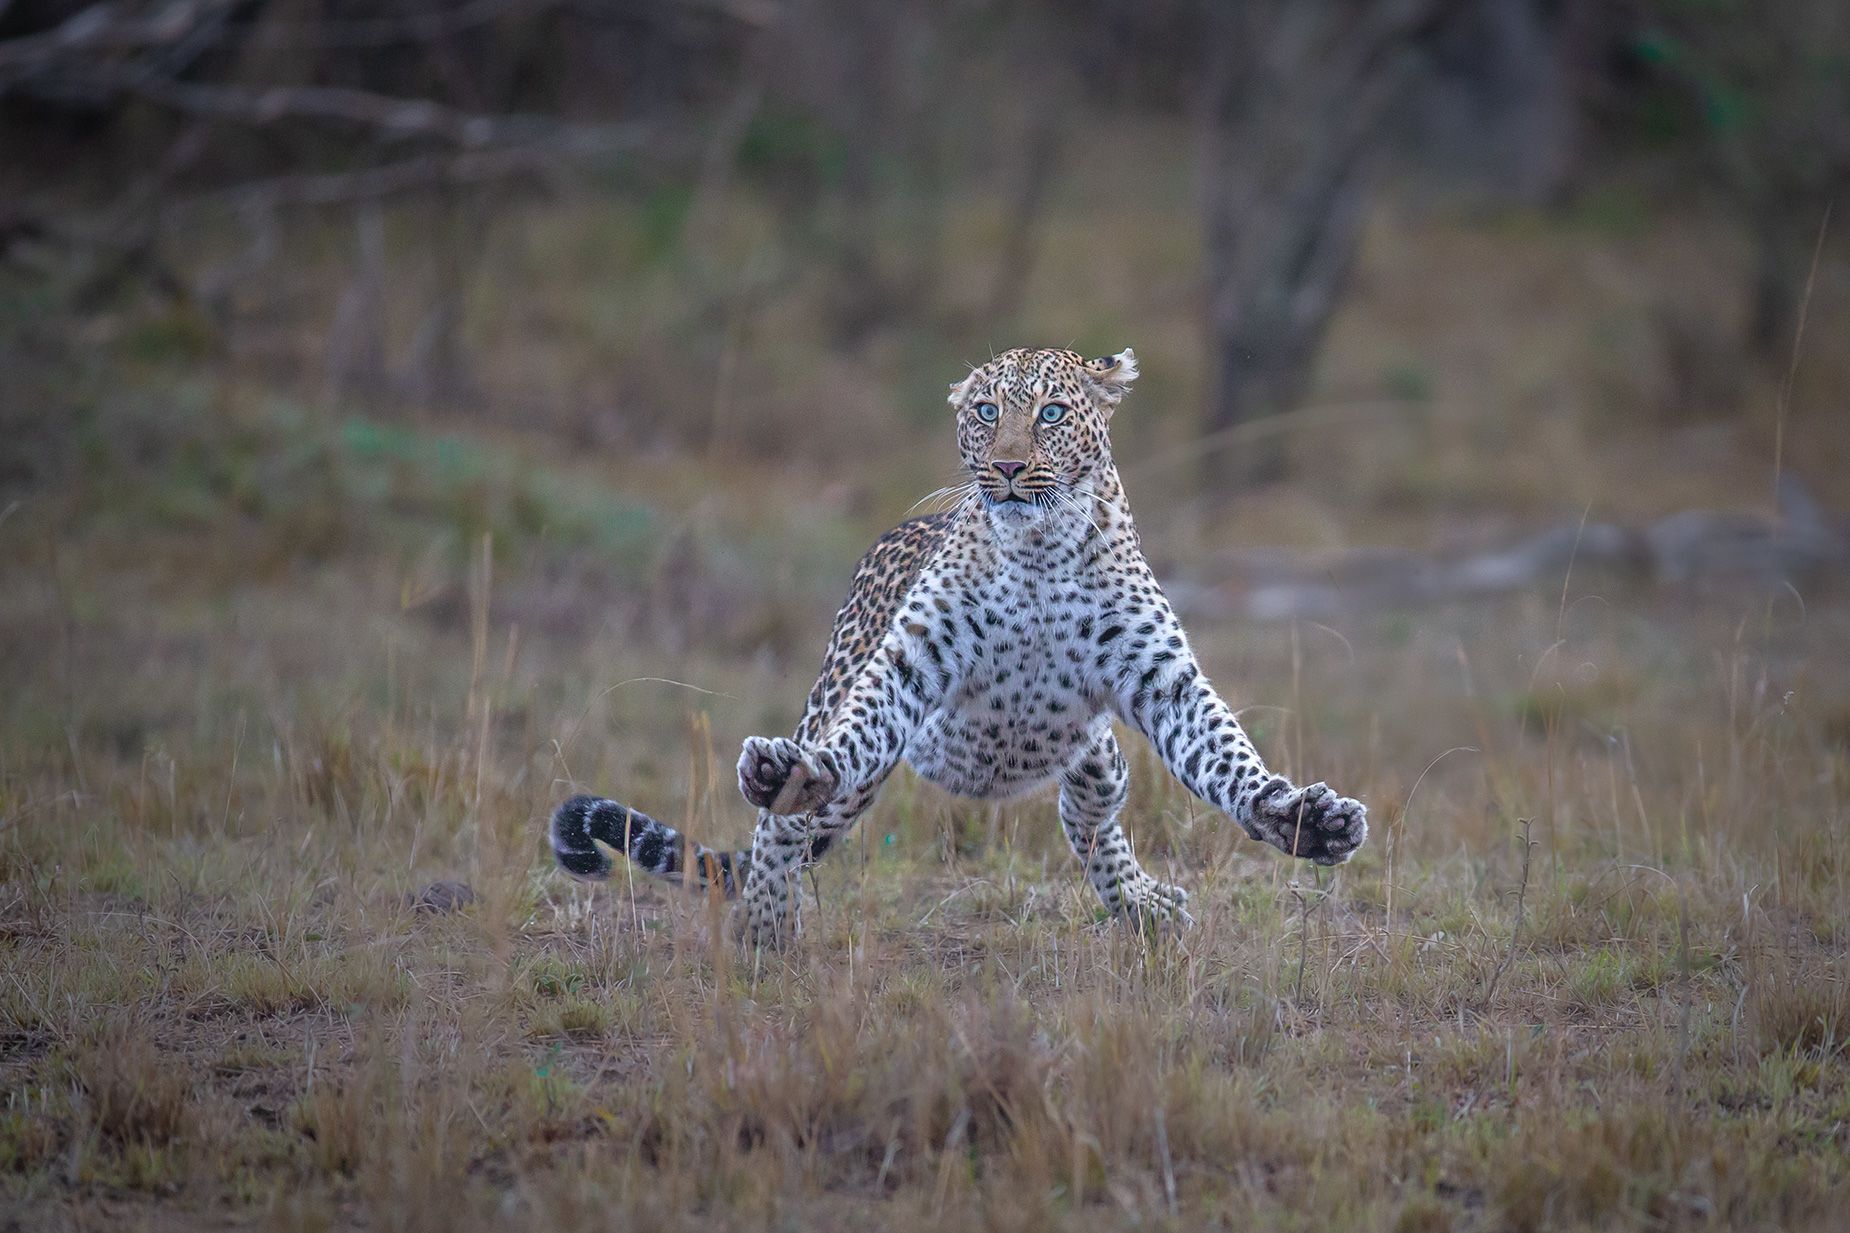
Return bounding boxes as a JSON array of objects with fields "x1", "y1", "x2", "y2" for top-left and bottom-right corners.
[
  {"x1": 1249, "y1": 778, "x2": 1368, "y2": 865},
  {"x1": 738, "y1": 737, "x2": 839, "y2": 815}
]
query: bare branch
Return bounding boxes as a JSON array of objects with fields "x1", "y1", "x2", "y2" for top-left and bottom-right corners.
[
  {"x1": 0, "y1": 0, "x2": 238, "y2": 76},
  {"x1": 123, "y1": 76, "x2": 628, "y2": 149},
  {"x1": 237, "y1": 0, "x2": 564, "y2": 51},
  {"x1": 157, "y1": 145, "x2": 605, "y2": 218}
]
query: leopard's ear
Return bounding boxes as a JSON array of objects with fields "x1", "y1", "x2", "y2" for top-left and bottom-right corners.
[
  {"x1": 947, "y1": 366, "x2": 982, "y2": 409},
  {"x1": 1083, "y1": 348, "x2": 1139, "y2": 416}
]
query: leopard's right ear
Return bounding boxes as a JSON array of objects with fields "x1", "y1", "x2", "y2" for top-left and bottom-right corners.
[{"x1": 947, "y1": 367, "x2": 982, "y2": 409}]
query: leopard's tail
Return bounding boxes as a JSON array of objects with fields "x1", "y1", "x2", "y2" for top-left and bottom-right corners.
[{"x1": 550, "y1": 795, "x2": 747, "y2": 896}]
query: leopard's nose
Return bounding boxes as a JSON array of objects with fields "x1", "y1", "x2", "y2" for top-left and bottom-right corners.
[{"x1": 992, "y1": 460, "x2": 1027, "y2": 481}]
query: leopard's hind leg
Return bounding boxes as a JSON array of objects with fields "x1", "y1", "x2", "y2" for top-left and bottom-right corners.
[{"x1": 1059, "y1": 723, "x2": 1191, "y2": 931}]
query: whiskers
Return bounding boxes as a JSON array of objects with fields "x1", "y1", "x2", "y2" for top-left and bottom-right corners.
[
  {"x1": 909, "y1": 473, "x2": 1107, "y2": 543},
  {"x1": 907, "y1": 478, "x2": 982, "y2": 517},
  {"x1": 1040, "y1": 485, "x2": 1105, "y2": 540}
]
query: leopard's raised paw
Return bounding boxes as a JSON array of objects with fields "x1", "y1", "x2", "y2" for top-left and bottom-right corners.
[
  {"x1": 738, "y1": 736, "x2": 840, "y2": 815},
  {"x1": 1249, "y1": 778, "x2": 1368, "y2": 865}
]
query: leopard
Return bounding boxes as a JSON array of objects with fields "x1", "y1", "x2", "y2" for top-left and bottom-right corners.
[{"x1": 551, "y1": 346, "x2": 1367, "y2": 947}]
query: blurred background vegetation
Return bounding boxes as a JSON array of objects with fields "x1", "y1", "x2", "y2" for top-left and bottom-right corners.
[
  {"x1": 2, "y1": 0, "x2": 1847, "y2": 725},
  {"x1": 3, "y1": 2, "x2": 1845, "y2": 453},
  {"x1": 5, "y1": 10, "x2": 1850, "y2": 1228}
]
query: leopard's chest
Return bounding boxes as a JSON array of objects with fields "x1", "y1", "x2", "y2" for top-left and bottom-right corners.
[{"x1": 903, "y1": 568, "x2": 1106, "y2": 799}]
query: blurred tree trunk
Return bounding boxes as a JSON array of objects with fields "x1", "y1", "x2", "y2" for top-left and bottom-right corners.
[
  {"x1": 779, "y1": 0, "x2": 944, "y2": 347},
  {"x1": 984, "y1": 61, "x2": 1064, "y2": 324},
  {"x1": 1197, "y1": 0, "x2": 1452, "y2": 481},
  {"x1": 1416, "y1": 0, "x2": 1589, "y2": 205},
  {"x1": 1486, "y1": 0, "x2": 1585, "y2": 204},
  {"x1": 1637, "y1": 0, "x2": 1850, "y2": 367},
  {"x1": 1747, "y1": 205, "x2": 1810, "y2": 361}
]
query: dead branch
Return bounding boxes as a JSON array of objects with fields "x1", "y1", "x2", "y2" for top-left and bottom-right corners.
[
  {"x1": 159, "y1": 144, "x2": 607, "y2": 218},
  {"x1": 121, "y1": 77, "x2": 611, "y2": 149},
  {"x1": 233, "y1": 0, "x2": 565, "y2": 52},
  {"x1": 0, "y1": 1, "x2": 237, "y2": 78}
]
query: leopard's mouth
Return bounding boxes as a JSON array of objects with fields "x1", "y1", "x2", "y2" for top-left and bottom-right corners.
[{"x1": 983, "y1": 497, "x2": 1052, "y2": 533}]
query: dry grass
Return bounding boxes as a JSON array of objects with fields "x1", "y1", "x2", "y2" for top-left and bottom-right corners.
[
  {"x1": 4, "y1": 158, "x2": 1850, "y2": 1230},
  {"x1": 6, "y1": 479, "x2": 1848, "y2": 1230}
]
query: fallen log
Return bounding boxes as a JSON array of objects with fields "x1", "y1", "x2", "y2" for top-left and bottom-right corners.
[{"x1": 1167, "y1": 477, "x2": 1850, "y2": 622}]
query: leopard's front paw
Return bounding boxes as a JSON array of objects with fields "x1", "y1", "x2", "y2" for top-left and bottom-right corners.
[
  {"x1": 738, "y1": 736, "x2": 840, "y2": 815},
  {"x1": 1247, "y1": 778, "x2": 1367, "y2": 866}
]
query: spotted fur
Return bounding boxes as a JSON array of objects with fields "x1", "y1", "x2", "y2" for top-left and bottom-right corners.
[{"x1": 551, "y1": 347, "x2": 1367, "y2": 947}]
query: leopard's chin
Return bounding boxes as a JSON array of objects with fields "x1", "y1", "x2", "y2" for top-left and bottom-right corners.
[{"x1": 984, "y1": 498, "x2": 1044, "y2": 529}]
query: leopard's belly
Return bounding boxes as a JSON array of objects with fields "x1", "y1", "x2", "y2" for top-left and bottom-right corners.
[
  {"x1": 905, "y1": 705, "x2": 1101, "y2": 799},
  {"x1": 901, "y1": 592, "x2": 1104, "y2": 799}
]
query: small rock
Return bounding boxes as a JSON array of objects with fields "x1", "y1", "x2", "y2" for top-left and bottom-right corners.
[{"x1": 409, "y1": 880, "x2": 476, "y2": 915}]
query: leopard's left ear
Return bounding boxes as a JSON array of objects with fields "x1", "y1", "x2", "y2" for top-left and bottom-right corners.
[{"x1": 1082, "y1": 348, "x2": 1139, "y2": 417}]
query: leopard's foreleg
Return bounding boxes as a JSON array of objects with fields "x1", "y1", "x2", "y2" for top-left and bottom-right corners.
[
  {"x1": 1113, "y1": 637, "x2": 1367, "y2": 866},
  {"x1": 735, "y1": 627, "x2": 952, "y2": 948}
]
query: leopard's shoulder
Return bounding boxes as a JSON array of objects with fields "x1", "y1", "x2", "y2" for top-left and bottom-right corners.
[{"x1": 793, "y1": 512, "x2": 957, "y2": 744}]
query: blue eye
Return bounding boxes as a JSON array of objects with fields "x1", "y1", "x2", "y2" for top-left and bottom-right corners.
[
  {"x1": 974, "y1": 402, "x2": 999, "y2": 424},
  {"x1": 1038, "y1": 402, "x2": 1069, "y2": 425}
]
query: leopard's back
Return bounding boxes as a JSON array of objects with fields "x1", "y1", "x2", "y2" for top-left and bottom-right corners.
[{"x1": 793, "y1": 512, "x2": 955, "y2": 746}]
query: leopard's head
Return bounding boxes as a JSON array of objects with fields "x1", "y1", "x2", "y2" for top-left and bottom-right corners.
[{"x1": 947, "y1": 346, "x2": 1138, "y2": 526}]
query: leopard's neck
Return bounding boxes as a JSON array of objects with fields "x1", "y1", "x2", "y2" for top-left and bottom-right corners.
[{"x1": 970, "y1": 462, "x2": 1140, "y2": 574}]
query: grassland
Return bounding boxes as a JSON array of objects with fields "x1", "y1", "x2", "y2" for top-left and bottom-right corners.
[{"x1": 3, "y1": 174, "x2": 1849, "y2": 1230}]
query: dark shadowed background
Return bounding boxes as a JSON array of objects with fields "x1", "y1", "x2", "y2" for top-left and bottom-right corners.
[{"x1": 4, "y1": 1, "x2": 1848, "y2": 627}]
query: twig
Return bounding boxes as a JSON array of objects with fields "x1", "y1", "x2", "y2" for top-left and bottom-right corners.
[
  {"x1": 1154, "y1": 1106, "x2": 1178, "y2": 1218},
  {"x1": 1481, "y1": 818, "x2": 1534, "y2": 1010},
  {"x1": 1291, "y1": 871, "x2": 1326, "y2": 1005},
  {"x1": 916, "y1": 879, "x2": 994, "y2": 928},
  {"x1": 1675, "y1": 881, "x2": 1692, "y2": 1103},
  {"x1": 1123, "y1": 397, "x2": 1420, "y2": 483},
  {"x1": 1772, "y1": 202, "x2": 1831, "y2": 521}
]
